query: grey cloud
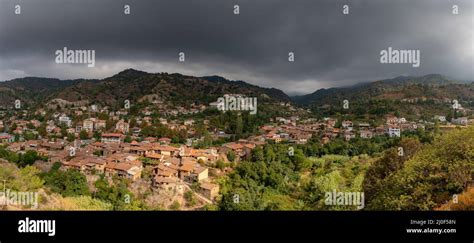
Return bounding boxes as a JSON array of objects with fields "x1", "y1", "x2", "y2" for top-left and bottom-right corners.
[{"x1": 0, "y1": 0, "x2": 472, "y2": 95}]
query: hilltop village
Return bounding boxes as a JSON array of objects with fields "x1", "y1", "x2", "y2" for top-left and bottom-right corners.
[{"x1": 0, "y1": 95, "x2": 471, "y2": 209}]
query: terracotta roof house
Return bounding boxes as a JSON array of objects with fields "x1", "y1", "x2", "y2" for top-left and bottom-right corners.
[
  {"x1": 105, "y1": 162, "x2": 142, "y2": 181},
  {"x1": 158, "y1": 137, "x2": 172, "y2": 144},
  {"x1": 200, "y1": 182, "x2": 220, "y2": 200},
  {"x1": 152, "y1": 175, "x2": 178, "y2": 189}
]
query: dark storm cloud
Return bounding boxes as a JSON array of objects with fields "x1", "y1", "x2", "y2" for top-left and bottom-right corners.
[{"x1": 0, "y1": 0, "x2": 472, "y2": 95}]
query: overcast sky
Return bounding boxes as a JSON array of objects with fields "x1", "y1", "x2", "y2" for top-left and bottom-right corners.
[{"x1": 0, "y1": 0, "x2": 472, "y2": 95}]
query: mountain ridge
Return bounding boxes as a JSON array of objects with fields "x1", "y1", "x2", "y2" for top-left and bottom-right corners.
[
  {"x1": 0, "y1": 69, "x2": 292, "y2": 110},
  {"x1": 1, "y1": 70, "x2": 471, "y2": 112},
  {"x1": 292, "y1": 74, "x2": 471, "y2": 106}
]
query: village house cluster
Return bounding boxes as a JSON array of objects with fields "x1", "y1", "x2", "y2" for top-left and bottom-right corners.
[
  {"x1": 2, "y1": 136, "x2": 231, "y2": 201},
  {"x1": 256, "y1": 114, "x2": 473, "y2": 145},
  {"x1": 0, "y1": 102, "x2": 274, "y2": 202},
  {"x1": 0, "y1": 98, "x2": 472, "y2": 205}
]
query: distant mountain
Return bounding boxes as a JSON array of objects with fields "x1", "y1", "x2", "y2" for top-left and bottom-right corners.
[
  {"x1": 0, "y1": 69, "x2": 292, "y2": 110},
  {"x1": 201, "y1": 75, "x2": 291, "y2": 103},
  {"x1": 0, "y1": 77, "x2": 78, "y2": 109},
  {"x1": 2, "y1": 71, "x2": 471, "y2": 118},
  {"x1": 292, "y1": 74, "x2": 473, "y2": 106}
]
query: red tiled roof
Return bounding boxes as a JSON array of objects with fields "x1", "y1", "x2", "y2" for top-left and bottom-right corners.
[
  {"x1": 179, "y1": 163, "x2": 194, "y2": 172},
  {"x1": 223, "y1": 143, "x2": 244, "y2": 150},
  {"x1": 153, "y1": 145, "x2": 178, "y2": 152},
  {"x1": 106, "y1": 162, "x2": 135, "y2": 171}
]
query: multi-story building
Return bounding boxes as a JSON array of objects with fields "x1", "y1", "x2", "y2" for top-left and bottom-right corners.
[
  {"x1": 115, "y1": 120, "x2": 129, "y2": 134},
  {"x1": 388, "y1": 126, "x2": 401, "y2": 137},
  {"x1": 58, "y1": 114, "x2": 72, "y2": 127},
  {"x1": 83, "y1": 118, "x2": 94, "y2": 132}
]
